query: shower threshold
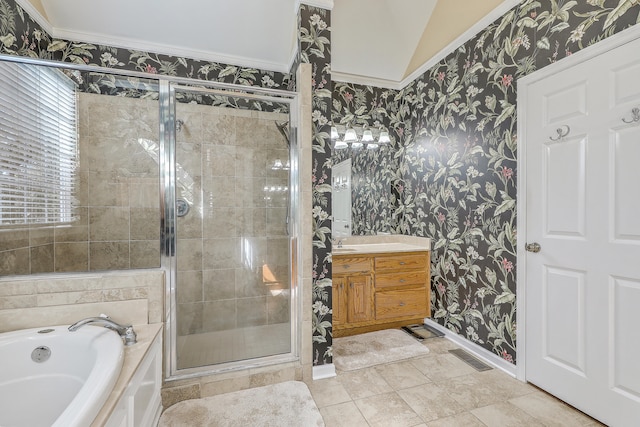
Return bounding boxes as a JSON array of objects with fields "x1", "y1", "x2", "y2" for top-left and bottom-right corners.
[{"x1": 176, "y1": 323, "x2": 291, "y2": 370}]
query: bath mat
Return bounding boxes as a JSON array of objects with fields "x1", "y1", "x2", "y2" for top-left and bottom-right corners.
[
  {"x1": 158, "y1": 381, "x2": 324, "y2": 427},
  {"x1": 333, "y1": 329, "x2": 429, "y2": 371}
]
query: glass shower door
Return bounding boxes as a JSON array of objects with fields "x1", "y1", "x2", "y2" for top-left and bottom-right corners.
[{"x1": 172, "y1": 88, "x2": 293, "y2": 371}]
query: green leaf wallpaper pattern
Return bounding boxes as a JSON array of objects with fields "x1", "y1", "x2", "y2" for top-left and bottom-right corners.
[
  {"x1": 331, "y1": 0, "x2": 640, "y2": 364},
  {"x1": 298, "y1": 5, "x2": 334, "y2": 366}
]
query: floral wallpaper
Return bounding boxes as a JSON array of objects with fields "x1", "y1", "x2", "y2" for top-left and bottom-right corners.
[
  {"x1": 332, "y1": 0, "x2": 640, "y2": 364},
  {"x1": 298, "y1": 5, "x2": 334, "y2": 366},
  {"x1": 332, "y1": 82, "x2": 407, "y2": 235}
]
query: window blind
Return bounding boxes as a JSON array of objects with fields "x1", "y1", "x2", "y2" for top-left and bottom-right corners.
[{"x1": 0, "y1": 61, "x2": 78, "y2": 225}]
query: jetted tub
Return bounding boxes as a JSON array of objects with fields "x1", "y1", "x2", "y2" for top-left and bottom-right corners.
[{"x1": 0, "y1": 325, "x2": 124, "y2": 427}]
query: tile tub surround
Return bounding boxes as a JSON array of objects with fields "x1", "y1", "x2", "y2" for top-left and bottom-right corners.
[
  {"x1": 335, "y1": 235, "x2": 431, "y2": 254},
  {"x1": 0, "y1": 92, "x2": 161, "y2": 276},
  {"x1": 0, "y1": 269, "x2": 164, "y2": 332},
  {"x1": 91, "y1": 323, "x2": 163, "y2": 427}
]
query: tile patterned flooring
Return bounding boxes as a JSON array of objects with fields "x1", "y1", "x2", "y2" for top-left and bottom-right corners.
[{"x1": 308, "y1": 336, "x2": 604, "y2": 427}]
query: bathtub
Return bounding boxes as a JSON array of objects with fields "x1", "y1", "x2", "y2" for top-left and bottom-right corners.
[{"x1": 0, "y1": 325, "x2": 124, "y2": 427}]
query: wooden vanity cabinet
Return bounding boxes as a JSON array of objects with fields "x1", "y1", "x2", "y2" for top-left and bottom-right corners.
[
  {"x1": 332, "y1": 256, "x2": 374, "y2": 328},
  {"x1": 333, "y1": 250, "x2": 430, "y2": 337}
]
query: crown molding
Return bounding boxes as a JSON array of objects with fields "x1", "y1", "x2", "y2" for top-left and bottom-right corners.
[
  {"x1": 15, "y1": 0, "x2": 53, "y2": 35},
  {"x1": 51, "y1": 27, "x2": 292, "y2": 73},
  {"x1": 399, "y1": 0, "x2": 522, "y2": 87},
  {"x1": 296, "y1": 0, "x2": 334, "y2": 12},
  {"x1": 331, "y1": 70, "x2": 402, "y2": 90}
]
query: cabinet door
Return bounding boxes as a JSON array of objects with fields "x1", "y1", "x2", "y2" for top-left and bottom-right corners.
[
  {"x1": 332, "y1": 276, "x2": 347, "y2": 326},
  {"x1": 347, "y1": 274, "x2": 372, "y2": 324}
]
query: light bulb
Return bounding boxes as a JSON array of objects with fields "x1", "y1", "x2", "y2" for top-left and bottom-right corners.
[
  {"x1": 378, "y1": 131, "x2": 391, "y2": 144},
  {"x1": 361, "y1": 129, "x2": 374, "y2": 142},
  {"x1": 343, "y1": 128, "x2": 358, "y2": 142},
  {"x1": 334, "y1": 140, "x2": 348, "y2": 150}
]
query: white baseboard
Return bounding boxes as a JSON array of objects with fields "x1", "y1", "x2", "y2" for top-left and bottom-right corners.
[
  {"x1": 423, "y1": 319, "x2": 517, "y2": 377},
  {"x1": 312, "y1": 363, "x2": 336, "y2": 380}
]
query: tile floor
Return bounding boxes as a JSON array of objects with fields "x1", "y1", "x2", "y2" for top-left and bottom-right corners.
[{"x1": 307, "y1": 336, "x2": 603, "y2": 427}]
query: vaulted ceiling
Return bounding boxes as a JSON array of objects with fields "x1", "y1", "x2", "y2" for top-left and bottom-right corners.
[{"x1": 21, "y1": 0, "x2": 512, "y2": 88}]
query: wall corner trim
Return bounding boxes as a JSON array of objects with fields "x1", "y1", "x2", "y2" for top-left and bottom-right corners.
[
  {"x1": 312, "y1": 363, "x2": 336, "y2": 380},
  {"x1": 297, "y1": 0, "x2": 334, "y2": 11},
  {"x1": 423, "y1": 319, "x2": 518, "y2": 378}
]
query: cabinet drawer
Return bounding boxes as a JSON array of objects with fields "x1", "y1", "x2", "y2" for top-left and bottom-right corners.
[
  {"x1": 375, "y1": 271, "x2": 428, "y2": 289},
  {"x1": 375, "y1": 253, "x2": 427, "y2": 271},
  {"x1": 375, "y1": 288, "x2": 428, "y2": 320},
  {"x1": 333, "y1": 257, "x2": 371, "y2": 274}
]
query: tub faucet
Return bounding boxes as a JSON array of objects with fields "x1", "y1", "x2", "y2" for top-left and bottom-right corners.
[{"x1": 69, "y1": 316, "x2": 137, "y2": 346}]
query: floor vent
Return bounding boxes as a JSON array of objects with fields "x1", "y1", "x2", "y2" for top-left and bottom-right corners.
[
  {"x1": 401, "y1": 323, "x2": 445, "y2": 341},
  {"x1": 448, "y1": 349, "x2": 492, "y2": 372}
]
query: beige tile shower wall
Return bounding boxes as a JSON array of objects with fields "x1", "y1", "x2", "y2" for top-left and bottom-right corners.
[
  {"x1": 174, "y1": 102, "x2": 291, "y2": 336},
  {"x1": 0, "y1": 92, "x2": 160, "y2": 276},
  {"x1": 0, "y1": 269, "x2": 164, "y2": 332},
  {"x1": 79, "y1": 93, "x2": 160, "y2": 271}
]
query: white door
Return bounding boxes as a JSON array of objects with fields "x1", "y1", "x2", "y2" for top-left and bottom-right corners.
[
  {"x1": 523, "y1": 35, "x2": 640, "y2": 426},
  {"x1": 332, "y1": 159, "x2": 351, "y2": 239}
]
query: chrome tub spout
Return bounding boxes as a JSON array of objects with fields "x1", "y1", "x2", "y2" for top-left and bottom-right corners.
[{"x1": 69, "y1": 316, "x2": 137, "y2": 346}]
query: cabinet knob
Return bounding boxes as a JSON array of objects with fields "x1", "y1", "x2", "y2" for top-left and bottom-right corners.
[
  {"x1": 399, "y1": 262, "x2": 406, "y2": 265},
  {"x1": 350, "y1": 283, "x2": 353, "y2": 289},
  {"x1": 344, "y1": 264, "x2": 350, "y2": 269},
  {"x1": 399, "y1": 302, "x2": 406, "y2": 307},
  {"x1": 399, "y1": 279, "x2": 406, "y2": 283}
]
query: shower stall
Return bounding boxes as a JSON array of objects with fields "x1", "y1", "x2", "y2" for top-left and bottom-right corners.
[
  {"x1": 160, "y1": 83, "x2": 300, "y2": 377},
  {"x1": 0, "y1": 54, "x2": 300, "y2": 380}
]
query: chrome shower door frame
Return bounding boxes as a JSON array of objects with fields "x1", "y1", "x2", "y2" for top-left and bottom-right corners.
[{"x1": 159, "y1": 82, "x2": 301, "y2": 381}]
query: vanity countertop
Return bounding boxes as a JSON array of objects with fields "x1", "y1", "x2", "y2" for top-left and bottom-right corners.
[
  {"x1": 91, "y1": 322, "x2": 163, "y2": 427},
  {"x1": 333, "y1": 235, "x2": 430, "y2": 255}
]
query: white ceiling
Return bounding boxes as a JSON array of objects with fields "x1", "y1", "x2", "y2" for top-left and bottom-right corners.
[
  {"x1": 22, "y1": 0, "x2": 515, "y2": 87},
  {"x1": 331, "y1": 0, "x2": 437, "y2": 82}
]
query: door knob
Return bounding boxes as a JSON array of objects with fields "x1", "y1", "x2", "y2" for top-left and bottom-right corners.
[{"x1": 525, "y1": 242, "x2": 541, "y2": 253}]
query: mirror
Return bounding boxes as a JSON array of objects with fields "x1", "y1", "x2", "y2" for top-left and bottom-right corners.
[
  {"x1": 332, "y1": 146, "x2": 396, "y2": 236},
  {"x1": 331, "y1": 159, "x2": 351, "y2": 238},
  {"x1": 0, "y1": 60, "x2": 161, "y2": 276}
]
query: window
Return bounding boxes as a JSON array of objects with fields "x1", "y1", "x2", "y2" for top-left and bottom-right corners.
[{"x1": 0, "y1": 61, "x2": 78, "y2": 225}]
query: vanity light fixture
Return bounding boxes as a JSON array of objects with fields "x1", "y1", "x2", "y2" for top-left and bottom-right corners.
[{"x1": 330, "y1": 122, "x2": 391, "y2": 150}]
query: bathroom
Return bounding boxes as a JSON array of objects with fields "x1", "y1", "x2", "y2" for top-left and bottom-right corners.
[{"x1": 1, "y1": 0, "x2": 640, "y2": 426}]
